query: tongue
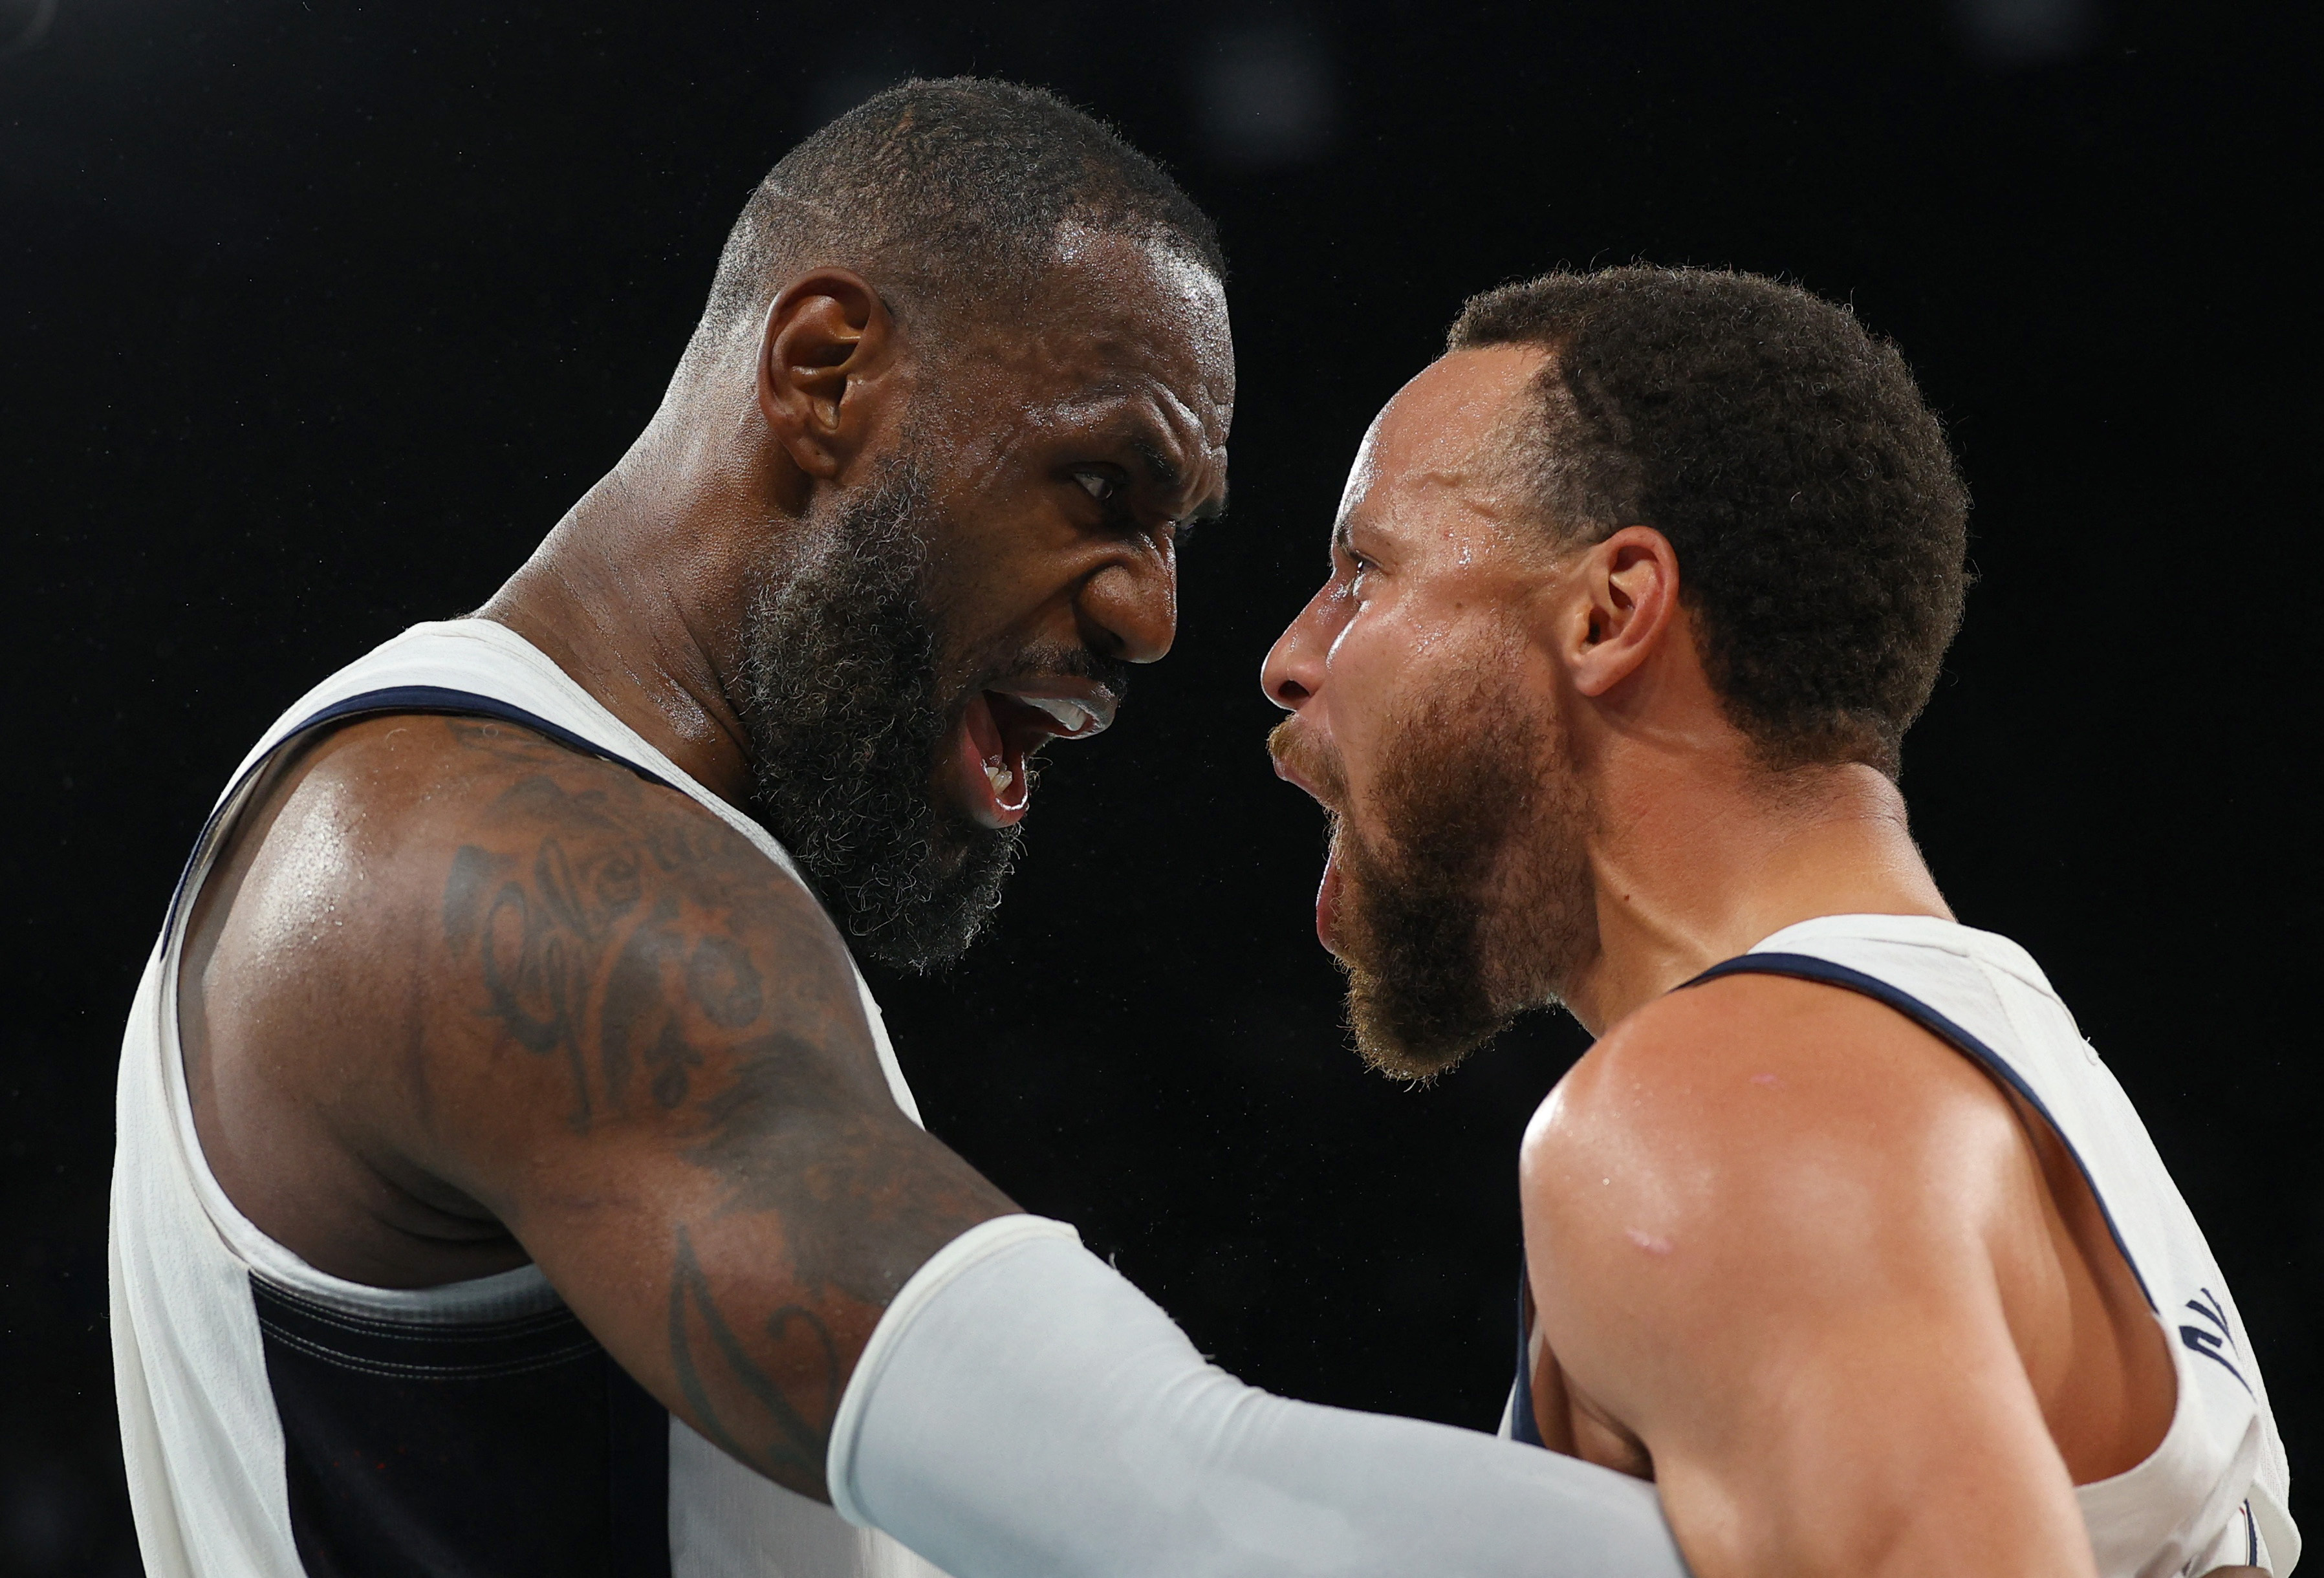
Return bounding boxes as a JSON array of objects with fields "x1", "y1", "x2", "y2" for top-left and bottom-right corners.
[{"x1": 966, "y1": 687, "x2": 1005, "y2": 765}]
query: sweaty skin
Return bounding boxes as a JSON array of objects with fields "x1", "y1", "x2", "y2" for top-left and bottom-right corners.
[
  {"x1": 180, "y1": 236, "x2": 1232, "y2": 1500},
  {"x1": 1264, "y1": 349, "x2": 2216, "y2": 1578}
]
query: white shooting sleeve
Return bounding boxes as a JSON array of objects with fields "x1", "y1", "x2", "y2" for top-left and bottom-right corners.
[{"x1": 827, "y1": 1216, "x2": 1691, "y2": 1578}]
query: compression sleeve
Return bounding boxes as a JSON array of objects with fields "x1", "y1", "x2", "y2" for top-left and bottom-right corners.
[{"x1": 827, "y1": 1215, "x2": 1691, "y2": 1578}]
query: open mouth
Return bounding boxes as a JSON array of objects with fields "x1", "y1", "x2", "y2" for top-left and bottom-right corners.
[
  {"x1": 946, "y1": 682, "x2": 1116, "y2": 829},
  {"x1": 1316, "y1": 845, "x2": 1345, "y2": 956},
  {"x1": 1267, "y1": 722, "x2": 1348, "y2": 953}
]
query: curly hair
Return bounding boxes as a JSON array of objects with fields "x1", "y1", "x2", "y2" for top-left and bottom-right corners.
[{"x1": 1450, "y1": 267, "x2": 1969, "y2": 777}]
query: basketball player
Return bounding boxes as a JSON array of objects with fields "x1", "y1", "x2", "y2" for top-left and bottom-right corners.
[
  {"x1": 1263, "y1": 268, "x2": 2296, "y2": 1577},
  {"x1": 112, "y1": 81, "x2": 1701, "y2": 1578}
]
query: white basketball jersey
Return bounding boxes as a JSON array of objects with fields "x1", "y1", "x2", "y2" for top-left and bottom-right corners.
[
  {"x1": 1697, "y1": 915, "x2": 2294, "y2": 1577},
  {"x1": 109, "y1": 619, "x2": 952, "y2": 1578}
]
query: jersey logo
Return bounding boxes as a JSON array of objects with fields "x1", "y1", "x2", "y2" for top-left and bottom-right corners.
[{"x1": 2178, "y1": 1287, "x2": 2252, "y2": 1396}]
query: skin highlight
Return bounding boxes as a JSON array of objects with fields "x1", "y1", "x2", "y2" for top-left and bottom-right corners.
[
  {"x1": 1263, "y1": 347, "x2": 2200, "y2": 1578},
  {"x1": 179, "y1": 232, "x2": 1232, "y2": 1501}
]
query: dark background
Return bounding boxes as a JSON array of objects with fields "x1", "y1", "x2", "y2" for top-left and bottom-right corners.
[{"x1": 5, "y1": 0, "x2": 2318, "y2": 1570}]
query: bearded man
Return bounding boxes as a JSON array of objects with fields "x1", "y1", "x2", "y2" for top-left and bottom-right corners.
[
  {"x1": 1263, "y1": 267, "x2": 2295, "y2": 1578},
  {"x1": 111, "y1": 81, "x2": 1694, "y2": 1578}
]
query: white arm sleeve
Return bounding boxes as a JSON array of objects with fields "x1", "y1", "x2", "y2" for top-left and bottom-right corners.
[{"x1": 827, "y1": 1215, "x2": 1690, "y2": 1578}]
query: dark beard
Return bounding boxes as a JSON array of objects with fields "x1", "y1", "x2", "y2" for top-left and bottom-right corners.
[
  {"x1": 1328, "y1": 687, "x2": 1596, "y2": 1081},
  {"x1": 738, "y1": 460, "x2": 1019, "y2": 971}
]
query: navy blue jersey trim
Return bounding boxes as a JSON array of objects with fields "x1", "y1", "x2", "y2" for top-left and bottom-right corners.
[
  {"x1": 1508, "y1": 1263, "x2": 1547, "y2": 1447},
  {"x1": 252, "y1": 1280, "x2": 603, "y2": 1381},
  {"x1": 2177, "y1": 1289, "x2": 2254, "y2": 1398},
  {"x1": 255, "y1": 1272, "x2": 674, "y2": 1577},
  {"x1": 1680, "y1": 951, "x2": 2155, "y2": 1310},
  {"x1": 608, "y1": 1366, "x2": 674, "y2": 1578},
  {"x1": 288, "y1": 686, "x2": 677, "y2": 791}
]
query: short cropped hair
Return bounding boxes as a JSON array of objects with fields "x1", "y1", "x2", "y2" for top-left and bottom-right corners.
[
  {"x1": 1450, "y1": 267, "x2": 1969, "y2": 777},
  {"x1": 701, "y1": 77, "x2": 1222, "y2": 351}
]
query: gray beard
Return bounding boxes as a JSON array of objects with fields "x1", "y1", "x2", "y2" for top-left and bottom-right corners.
[
  {"x1": 738, "y1": 460, "x2": 1020, "y2": 972},
  {"x1": 1337, "y1": 686, "x2": 1598, "y2": 1081}
]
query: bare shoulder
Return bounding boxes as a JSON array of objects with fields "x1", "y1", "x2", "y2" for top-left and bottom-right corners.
[
  {"x1": 185, "y1": 710, "x2": 887, "y2": 1280},
  {"x1": 1517, "y1": 971, "x2": 2041, "y2": 1347},
  {"x1": 1523, "y1": 971, "x2": 2025, "y2": 1212},
  {"x1": 1514, "y1": 970, "x2": 2064, "y2": 1471},
  {"x1": 304, "y1": 711, "x2": 836, "y2": 938},
  {"x1": 199, "y1": 711, "x2": 869, "y2": 1063}
]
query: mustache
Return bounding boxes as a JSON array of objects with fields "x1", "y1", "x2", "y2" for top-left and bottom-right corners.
[{"x1": 1268, "y1": 717, "x2": 1348, "y2": 803}]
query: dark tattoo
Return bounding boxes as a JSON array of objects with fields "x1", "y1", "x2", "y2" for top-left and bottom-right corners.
[
  {"x1": 429, "y1": 717, "x2": 1009, "y2": 1493},
  {"x1": 668, "y1": 1224, "x2": 840, "y2": 1480},
  {"x1": 439, "y1": 760, "x2": 790, "y2": 1130}
]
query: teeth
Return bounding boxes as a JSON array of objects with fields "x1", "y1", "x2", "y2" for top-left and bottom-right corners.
[
  {"x1": 984, "y1": 762, "x2": 1014, "y2": 796},
  {"x1": 1010, "y1": 695, "x2": 1098, "y2": 734}
]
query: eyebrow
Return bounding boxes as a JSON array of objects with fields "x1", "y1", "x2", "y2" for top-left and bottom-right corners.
[{"x1": 1125, "y1": 424, "x2": 1226, "y2": 522}]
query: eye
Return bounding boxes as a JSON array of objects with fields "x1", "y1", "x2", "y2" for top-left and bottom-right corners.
[{"x1": 1073, "y1": 470, "x2": 1123, "y2": 504}]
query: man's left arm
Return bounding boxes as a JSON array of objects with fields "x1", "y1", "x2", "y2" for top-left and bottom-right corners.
[{"x1": 1519, "y1": 974, "x2": 2098, "y2": 1578}]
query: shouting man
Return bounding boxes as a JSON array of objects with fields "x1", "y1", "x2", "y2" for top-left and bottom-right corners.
[
  {"x1": 113, "y1": 83, "x2": 1690, "y2": 1578},
  {"x1": 1263, "y1": 267, "x2": 2295, "y2": 1578}
]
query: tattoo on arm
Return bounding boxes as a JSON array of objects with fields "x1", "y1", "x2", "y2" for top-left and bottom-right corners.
[
  {"x1": 432, "y1": 719, "x2": 1008, "y2": 1490},
  {"x1": 668, "y1": 1224, "x2": 840, "y2": 1482}
]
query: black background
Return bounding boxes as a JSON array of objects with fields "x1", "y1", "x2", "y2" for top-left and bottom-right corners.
[{"x1": 5, "y1": 1, "x2": 2318, "y2": 1570}]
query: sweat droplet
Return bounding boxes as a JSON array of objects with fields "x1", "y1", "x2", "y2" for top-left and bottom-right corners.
[{"x1": 1625, "y1": 1227, "x2": 1673, "y2": 1255}]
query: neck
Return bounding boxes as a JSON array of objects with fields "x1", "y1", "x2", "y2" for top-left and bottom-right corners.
[
  {"x1": 477, "y1": 378, "x2": 785, "y2": 810},
  {"x1": 1560, "y1": 753, "x2": 1952, "y2": 1035}
]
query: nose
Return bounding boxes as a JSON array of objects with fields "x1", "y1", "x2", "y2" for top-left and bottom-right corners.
[
  {"x1": 1261, "y1": 580, "x2": 1338, "y2": 713},
  {"x1": 1075, "y1": 548, "x2": 1177, "y2": 665}
]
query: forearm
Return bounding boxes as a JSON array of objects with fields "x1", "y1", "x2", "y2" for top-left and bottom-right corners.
[
  {"x1": 830, "y1": 1216, "x2": 1691, "y2": 1578},
  {"x1": 508, "y1": 1107, "x2": 1014, "y2": 1499}
]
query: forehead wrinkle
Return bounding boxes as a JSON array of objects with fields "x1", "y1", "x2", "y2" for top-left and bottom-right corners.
[{"x1": 1143, "y1": 382, "x2": 1231, "y2": 516}]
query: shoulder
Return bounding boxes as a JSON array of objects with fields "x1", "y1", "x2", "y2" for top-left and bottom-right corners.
[
  {"x1": 255, "y1": 712, "x2": 832, "y2": 943},
  {"x1": 1520, "y1": 969, "x2": 2035, "y2": 1284},
  {"x1": 1528, "y1": 968, "x2": 2021, "y2": 1165},
  {"x1": 287, "y1": 712, "x2": 750, "y2": 871},
  {"x1": 199, "y1": 709, "x2": 869, "y2": 1103}
]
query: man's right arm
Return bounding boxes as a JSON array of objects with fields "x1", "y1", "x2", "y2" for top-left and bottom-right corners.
[{"x1": 188, "y1": 713, "x2": 1015, "y2": 1499}]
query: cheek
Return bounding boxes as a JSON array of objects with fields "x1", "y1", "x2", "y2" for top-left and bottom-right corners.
[
  {"x1": 929, "y1": 493, "x2": 1075, "y2": 607},
  {"x1": 1325, "y1": 612, "x2": 1539, "y2": 813},
  {"x1": 1321, "y1": 620, "x2": 1437, "y2": 810}
]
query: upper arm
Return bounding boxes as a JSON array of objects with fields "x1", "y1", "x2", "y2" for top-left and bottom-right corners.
[
  {"x1": 1519, "y1": 975, "x2": 2096, "y2": 1578},
  {"x1": 193, "y1": 715, "x2": 1015, "y2": 1495}
]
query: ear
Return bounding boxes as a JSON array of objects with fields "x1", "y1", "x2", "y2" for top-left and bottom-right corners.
[
  {"x1": 1561, "y1": 525, "x2": 1682, "y2": 698},
  {"x1": 755, "y1": 268, "x2": 901, "y2": 481}
]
